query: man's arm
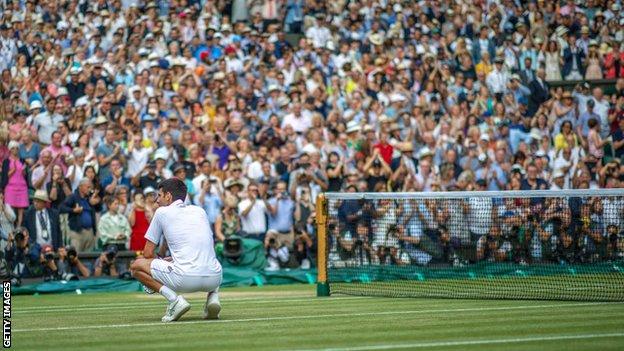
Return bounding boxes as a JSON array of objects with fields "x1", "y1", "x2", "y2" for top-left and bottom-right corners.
[{"x1": 143, "y1": 240, "x2": 158, "y2": 259}]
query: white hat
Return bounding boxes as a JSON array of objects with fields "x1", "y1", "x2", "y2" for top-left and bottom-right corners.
[
  {"x1": 369, "y1": 33, "x2": 383, "y2": 46},
  {"x1": 143, "y1": 186, "x2": 156, "y2": 195},
  {"x1": 213, "y1": 71, "x2": 226, "y2": 80},
  {"x1": 29, "y1": 100, "x2": 43, "y2": 110},
  {"x1": 57, "y1": 87, "x2": 68, "y2": 96},
  {"x1": 32, "y1": 190, "x2": 50, "y2": 202},
  {"x1": 535, "y1": 150, "x2": 547, "y2": 158},
  {"x1": 268, "y1": 84, "x2": 280, "y2": 92},
  {"x1": 148, "y1": 52, "x2": 159, "y2": 61},
  {"x1": 552, "y1": 169, "x2": 565, "y2": 178},
  {"x1": 418, "y1": 147, "x2": 433, "y2": 159},
  {"x1": 480, "y1": 134, "x2": 490, "y2": 142},
  {"x1": 478, "y1": 153, "x2": 487, "y2": 162},
  {"x1": 70, "y1": 67, "x2": 82, "y2": 75},
  {"x1": 7, "y1": 140, "x2": 20, "y2": 150},
  {"x1": 389, "y1": 93, "x2": 406, "y2": 103},
  {"x1": 345, "y1": 120, "x2": 360, "y2": 134},
  {"x1": 221, "y1": 24, "x2": 232, "y2": 32},
  {"x1": 277, "y1": 96, "x2": 290, "y2": 107},
  {"x1": 75, "y1": 99, "x2": 89, "y2": 107}
]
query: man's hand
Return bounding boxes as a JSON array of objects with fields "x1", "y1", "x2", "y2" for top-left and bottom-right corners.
[
  {"x1": 116, "y1": 234, "x2": 126, "y2": 240},
  {"x1": 73, "y1": 203, "x2": 83, "y2": 213},
  {"x1": 99, "y1": 253, "x2": 109, "y2": 265}
]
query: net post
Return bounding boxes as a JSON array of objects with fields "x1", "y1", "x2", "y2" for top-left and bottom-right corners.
[{"x1": 316, "y1": 193, "x2": 330, "y2": 297}]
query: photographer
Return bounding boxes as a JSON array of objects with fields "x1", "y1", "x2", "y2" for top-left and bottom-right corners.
[
  {"x1": 4, "y1": 227, "x2": 42, "y2": 280},
  {"x1": 39, "y1": 244, "x2": 60, "y2": 281},
  {"x1": 93, "y1": 245, "x2": 120, "y2": 277},
  {"x1": 57, "y1": 245, "x2": 90, "y2": 279}
]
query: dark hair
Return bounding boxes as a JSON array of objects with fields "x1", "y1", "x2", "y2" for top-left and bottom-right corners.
[
  {"x1": 158, "y1": 178, "x2": 187, "y2": 202},
  {"x1": 588, "y1": 118, "x2": 598, "y2": 129}
]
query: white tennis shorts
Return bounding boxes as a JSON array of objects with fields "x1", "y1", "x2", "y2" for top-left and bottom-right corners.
[{"x1": 150, "y1": 259, "x2": 222, "y2": 293}]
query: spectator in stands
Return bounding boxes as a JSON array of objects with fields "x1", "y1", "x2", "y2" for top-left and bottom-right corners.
[
  {"x1": 60, "y1": 178, "x2": 99, "y2": 252},
  {"x1": 2, "y1": 140, "x2": 28, "y2": 225},
  {"x1": 238, "y1": 182, "x2": 269, "y2": 242},
  {"x1": 23, "y1": 190, "x2": 62, "y2": 251},
  {"x1": 128, "y1": 191, "x2": 150, "y2": 251},
  {"x1": 98, "y1": 196, "x2": 131, "y2": 250}
]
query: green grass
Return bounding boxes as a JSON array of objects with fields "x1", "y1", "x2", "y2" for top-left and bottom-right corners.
[{"x1": 11, "y1": 284, "x2": 624, "y2": 351}]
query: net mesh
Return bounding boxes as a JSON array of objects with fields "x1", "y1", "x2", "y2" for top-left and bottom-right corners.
[{"x1": 322, "y1": 190, "x2": 624, "y2": 301}]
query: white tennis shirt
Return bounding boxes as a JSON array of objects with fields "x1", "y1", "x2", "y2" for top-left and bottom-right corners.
[{"x1": 145, "y1": 200, "x2": 222, "y2": 276}]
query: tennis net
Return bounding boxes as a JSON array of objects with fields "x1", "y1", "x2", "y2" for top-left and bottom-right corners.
[{"x1": 316, "y1": 189, "x2": 624, "y2": 301}]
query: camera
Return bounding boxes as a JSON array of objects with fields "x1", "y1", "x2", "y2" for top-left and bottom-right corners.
[
  {"x1": 13, "y1": 230, "x2": 25, "y2": 242},
  {"x1": 67, "y1": 246, "x2": 77, "y2": 261},
  {"x1": 44, "y1": 252, "x2": 55, "y2": 261},
  {"x1": 104, "y1": 245, "x2": 118, "y2": 262}
]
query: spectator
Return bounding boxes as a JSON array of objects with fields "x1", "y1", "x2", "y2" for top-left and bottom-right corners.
[
  {"x1": 128, "y1": 191, "x2": 151, "y2": 251},
  {"x1": 238, "y1": 182, "x2": 269, "y2": 242},
  {"x1": 215, "y1": 196, "x2": 241, "y2": 242},
  {"x1": 23, "y1": 189, "x2": 62, "y2": 250},
  {"x1": 60, "y1": 178, "x2": 99, "y2": 252},
  {"x1": 2, "y1": 140, "x2": 28, "y2": 225},
  {"x1": 97, "y1": 196, "x2": 131, "y2": 250}
]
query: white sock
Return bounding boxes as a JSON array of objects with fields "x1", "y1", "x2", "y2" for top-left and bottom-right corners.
[{"x1": 159, "y1": 286, "x2": 178, "y2": 303}]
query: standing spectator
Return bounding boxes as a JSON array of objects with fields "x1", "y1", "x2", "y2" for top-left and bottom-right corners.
[
  {"x1": 2, "y1": 141, "x2": 28, "y2": 226},
  {"x1": 128, "y1": 191, "x2": 150, "y2": 251},
  {"x1": 97, "y1": 196, "x2": 131, "y2": 250},
  {"x1": 47, "y1": 164, "x2": 72, "y2": 209},
  {"x1": 215, "y1": 196, "x2": 240, "y2": 242},
  {"x1": 604, "y1": 43, "x2": 624, "y2": 79},
  {"x1": 543, "y1": 40, "x2": 562, "y2": 81},
  {"x1": 194, "y1": 179, "x2": 223, "y2": 232},
  {"x1": 237, "y1": 182, "x2": 269, "y2": 242},
  {"x1": 562, "y1": 34, "x2": 585, "y2": 80},
  {"x1": 585, "y1": 40, "x2": 603, "y2": 80},
  {"x1": 60, "y1": 178, "x2": 99, "y2": 252},
  {"x1": 265, "y1": 181, "x2": 296, "y2": 249},
  {"x1": 0, "y1": 192, "x2": 16, "y2": 250},
  {"x1": 23, "y1": 190, "x2": 62, "y2": 250},
  {"x1": 30, "y1": 150, "x2": 53, "y2": 191}
]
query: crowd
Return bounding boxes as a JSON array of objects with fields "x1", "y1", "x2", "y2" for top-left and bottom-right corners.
[{"x1": 0, "y1": 0, "x2": 624, "y2": 281}]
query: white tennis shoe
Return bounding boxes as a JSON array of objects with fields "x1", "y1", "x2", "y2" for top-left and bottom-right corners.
[
  {"x1": 203, "y1": 291, "x2": 221, "y2": 320},
  {"x1": 162, "y1": 296, "x2": 191, "y2": 322},
  {"x1": 142, "y1": 285, "x2": 155, "y2": 294}
]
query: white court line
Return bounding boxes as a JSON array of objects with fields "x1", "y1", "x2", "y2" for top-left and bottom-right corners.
[
  {"x1": 15, "y1": 294, "x2": 331, "y2": 311},
  {"x1": 287, "y1": 333, "x2": 624, "y2": 351},
  {"x1": 13, "y1": 296, "x2": 372, "y2": 314},
  {"x1": 13, "y1": 302, "x2": 622, "y2": 333}
]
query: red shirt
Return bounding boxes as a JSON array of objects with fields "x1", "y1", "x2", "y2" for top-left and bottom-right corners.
[
  {"x1": 373, "y1": 142, "x2": 393, "y2": 165},
  {"x1": 130, "y1": 209, "x2": 149, "y2": 251}
]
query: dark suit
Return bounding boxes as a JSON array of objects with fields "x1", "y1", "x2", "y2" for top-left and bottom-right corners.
[
  {"x1": 519, "y1": 69, "x2": 535, "y2": 86},
  {"x1": 562, "y1": 47, "x2": 586, "y2": 78},
  {"x1": 24, "y1": 206, "x2": 62, "y2": 250},
  {"x1": 528, "y1": 78, "x2": 549, "y2": 117},
  {"x1": 390, "y1": 156, "x2": 419, "y2": 172}
]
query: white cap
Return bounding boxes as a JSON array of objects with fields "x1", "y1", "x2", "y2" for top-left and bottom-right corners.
[
  {"x1": 478, "y1": 153, "x2": 487, "y2": 162},
  {"x1": 552, "y1": 169, "x2": 565, "y2": 178},
  {"x1": 29, "y1": 100, "x2": 43, "y2": 110}
]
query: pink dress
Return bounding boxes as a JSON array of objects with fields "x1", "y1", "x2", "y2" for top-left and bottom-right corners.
[{"x1": 4, "y1": 157, "x2": 29, "y2": 208}]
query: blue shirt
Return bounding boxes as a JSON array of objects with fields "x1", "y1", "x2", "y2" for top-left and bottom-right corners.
[
  {"x1": 267, "y1": 198, "x2": 295, "y2": 232},
  {"x1": 95, "y1": 143, "x2": 114, "y2": 179},
  {"x1": 78, "y1": 197, "x2": 93, "y2": 229},
  {"x1": 194, "y1": 194, "x2": 222, "y2": 224}
]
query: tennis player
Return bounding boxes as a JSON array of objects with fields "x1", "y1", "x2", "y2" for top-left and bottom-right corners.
[{"x1": 130, "y1": 178, "x2": 223, "y2": 322}]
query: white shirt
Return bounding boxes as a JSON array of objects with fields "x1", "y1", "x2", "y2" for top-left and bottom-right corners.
[
  {"x1": 145, "y1": 200, "x2": 222, "y2": 276},
  {"x1": 468, "y1": 198, "x2": 492, "y2": 235},
  {"x1": 486, "y1": 69, "x2": 509, "y2": 95},
  {"x1": 191, "y1": 174, "x2": 223, "y2": 197},
  {"x1": 281, "y1": 112, "x2": 312, "y2": 133},
  {"x1": 126, "y1": 146, "x2": 153, "y2": 178},
  {"x1": 237, "y1": 198, "x2": 268, "y2": 234}
]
